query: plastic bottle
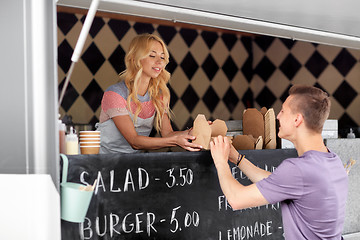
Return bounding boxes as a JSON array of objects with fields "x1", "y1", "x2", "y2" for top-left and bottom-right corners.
[
  {"x1": 347, "y1": 128, "x2": 356, "y2": 139},
  {"x1": 59, "y1": 116, "x2": 66, "y2": 154},
  {"x1": 66, "y1": 126, "x2": 79, "y2": 155}
]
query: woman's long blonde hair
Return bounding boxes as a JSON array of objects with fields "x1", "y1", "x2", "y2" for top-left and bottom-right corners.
[{"x1": 119, "y1": 33, "x2": 172, "y2": 132}]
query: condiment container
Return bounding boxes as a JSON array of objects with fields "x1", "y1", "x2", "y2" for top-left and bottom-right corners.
[
  {"x1": 347, "y1": 128, "x2": 356, "y2": 139},
  {"x1": 66, "y1": 126, "x2": 79, "y2": 155},
  {"x1": 59, "y1": 117, "x2": 66, "y2": 154}
]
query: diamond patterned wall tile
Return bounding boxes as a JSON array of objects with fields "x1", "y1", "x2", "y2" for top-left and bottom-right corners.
[
  {"x1": 201, "y1": 31, "x2": 218, "y2": 49},
  {"x1": 317, "y1": 44, "x2": 342, "y2": 63},
  {"x1": 347, "y1": 96, "x2": 360, "y2": 126},
  {"x1": 279, "y1": 54, "x2": 301, "y2": 80},
  {"x1": 182, "y1": 116, "x2": 195, "y2": 130},
  {"x1": 221, "y1": 33, "x2": 238, "y2": 51},
  {"x1": 348, "y1": 48, "x2": 360, "y2": 60},
  {"x1": 82, "y1": 79, "x2": 104, "y2": 112},
  {"x1": 266, "y1": 38, "x2": 289, "y2": 67},
  {"x1": 89, "y1": 115, "x2": 100, "y2": 129},
  {"x1": 94, "y1": 100, "x2": 102, "y2": 115},
  {"x1": 57, "y1": 66, "x2": 66, "y2": 84},
  {"x1": 191, "y1": 70, "x2": 210, "y2": 98},
  {"x1": 312, "y1": 43, "x2": 319, "y2": 48},
  {"x1": 305, "y1": 51, "x2": 328, "y2": 78},
  {"x1": 255, "y1": 56, "x2": 276, "y2": 81},
  {"x1": 70, "y1": 60, "x2": 94, "y2": 93},
  {"x1": 212, "y1": 101, "x2": 231, "y2": 120},
  {"x1": 181, "y1": 52, "x2": 199, "y2": 80},
  {"x1": 59, "y1": 81, "x2": 79, "y2": 112},
  {"x1": 133, "y1": 22, "x2": 155, "y2": 34},
  {"x1": 57, "y1": 28, "x2": 66, "y2": 47},
  {"x1": 317, "y1": 65, "x2": 343, "y2": 94},
  {"x1": 327, "y1": 97, "x2": 344, "y2": 122},
  {"x1": 157, "y1": 25, "x2": 177, "y2": 45},
  {"x1": 181, "y1": 85, "x2": 199, "y2": 112},
  {"x1": 212, "y1": 71, "x2": 230, "y2": 98},
  {"x1": 241, "y1": 57, "x2": 254, "y2": 83},
  {"x1": 333, "y1": 81, "x2": 358, "y2": 109},
  {"x1": 231, "y1": 71, "x2": 249, "y2": 98},
  {"x1": 240, "y1": 38, "x2": 253, "y2": 83},
  {"x1": 170, "y1": 68, "x2": 188, "y2": 98},
  {"x1": 66, "y1": 17, "x2": 89, "y2": 48},
  {"x1": 254, "y1": 36, "x2": 275, "y2": 52},
  {"x1": 108, "y1": 19, "x2": 131, "y2": 41},
  {"x1": 255, "y1": 86, "x2": 277, "y2": 109},
  {"x1": 203, "y1": 86, "x2": 220, "y2": 112},
  {"x1": 280, "y1": 38, "x2": 296, "y2": 50},
  {"x1": 168, "y1": 85, "x2": 178, "y2": 109},
  {"x1": 313, "y1": 83, "x2": 327, "y2": 94},
  {"x1": 172, "y1": 101, "x2": 190, "y2": 130},
  {"x1": 242, "y1": 88, "x2": 255, "y2": 108},
  {"x1": 81, "y1": 42, "x2": 105, "y2": 75},
  {"x1": 191, "y1": 100, "x2": 211, "y2": 119},
  {"x1": 279, "y1": 85, "x2": 292, "y2": 103},
  {"x1": 190, "y1": 36, "x2": 210, "y2": 66},
  {"x1": 57, "y1": 9, "x2": 360, "y2": 133},
  {"x1": 271, "y1": 99, "x2": 284, "y2": 116},
  {"x1": 231, "y1": 100, "x2": 245, "y2": 120},
  {"x1": 108, "y1": 45, "x2": 126, "y2": 74},
  {"x1": 80, "y1": 16, "x2": 104, "y2": 38},
  {"x1": 119, "y1": 28, "x2": 138, "y2": 52},
  {"x1": 223, "y1": 87, "x2": 239, "y2": 112},
  {"x1": 58, "y1": 41, "x2": 73, "y2": 74},
  {"x1": 241, "y1": 37, "x2": 253, "y2": 57},
  {"x1": 332, "y1": 49, "x2": 357, "y2": 77},
  {"x1": 68, "y1": 96, "x2": 95, "y2": 124},
  {"x1": 222, "y1": 56, "x2": 238, "y2": 81},
  {"x1": 180, "y1": 28, "x2": 198, "y2": 47},
  {"x1": 267, "y1": 70, "x2": 290, "y2": 98},
  {"x1": 93, "y1": 23, "x2": 119, "y2": 59},
  {"x1": 166, "y1": 53, "x2": 178, "y2": 74},
  {"x1": 230, "y1": 40, "x2": 248, "y2": 68},
  {"x1": 346, "y1": 62, "x2": 360, "y2": 93},
  {"x1": 202, "y1": 54, "x2": 219, "y2": 80},
  {"x1": 250, "y1": 75, "x2": 266, "y2": 97},
  {"x1": 291, "y1": 41, "x2": 316, "y2": 65},
  {"x1": 57, "y1": 12, "x2": 78, "y2": 35},
  {"x1": 168, "y1": 34, "x2": 188, "y2": 64},
  {"x1": 292, "y1": 68, "x2": 316, "y2": 86},
  {"x1": 338, "y1": 113, "x2": 358, "y2": 137},
  {"x1": 94, "y1": 61, "x2": 119, "y2": 91},
  {"x1": 212, "y1": 38, "x2": 230, "y2": 67}
]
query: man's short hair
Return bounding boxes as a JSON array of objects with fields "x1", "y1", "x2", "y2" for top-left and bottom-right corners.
[{"x1": 289, "y1": 85, "x2": 331, "y2": 133}]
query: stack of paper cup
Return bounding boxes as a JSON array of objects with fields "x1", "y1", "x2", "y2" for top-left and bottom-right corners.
[{"x1": 79, "y1": 131, "x2": 100, "y2": 154}]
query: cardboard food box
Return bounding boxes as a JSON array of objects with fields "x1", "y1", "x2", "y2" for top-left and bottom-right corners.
[
  {"x1": 233, "y1": 107, "x2": 276, "y2": 150},
  {"x1": 191, "y1": 107, "x2": 276, "y2": 151},
  {"x1": 191, "y1": 114, "x2": 228, "y2": 150}
]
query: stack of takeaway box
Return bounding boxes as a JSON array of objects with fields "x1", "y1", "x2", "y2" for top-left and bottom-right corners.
[{"x1": 225, "y1": 119, "x2": 339, "y2": 149}]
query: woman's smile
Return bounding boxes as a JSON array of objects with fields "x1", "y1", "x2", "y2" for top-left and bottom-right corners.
[{"x1": 153, "y1": 67, "x2": 161, "y2": 73}]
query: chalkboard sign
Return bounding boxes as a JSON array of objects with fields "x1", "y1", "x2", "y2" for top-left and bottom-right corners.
[{"x1": 61, "y1": 149, "x2": 298, "y2": 240}]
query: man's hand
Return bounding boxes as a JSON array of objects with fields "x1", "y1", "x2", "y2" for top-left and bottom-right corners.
[{"x1": 210, "y1": 135, "x2": 231, "y2": 168}]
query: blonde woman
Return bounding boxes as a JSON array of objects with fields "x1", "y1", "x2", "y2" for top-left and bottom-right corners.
[{"x1": 97, "y1": 34, "x2": 202, "y2": 153}]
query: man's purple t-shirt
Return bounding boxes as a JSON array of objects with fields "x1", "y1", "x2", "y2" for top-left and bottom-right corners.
[{"x1": 256, "y1": 150, "x2": 348, "y2": 240}]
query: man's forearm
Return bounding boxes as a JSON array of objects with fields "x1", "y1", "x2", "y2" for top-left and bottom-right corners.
[
  {"x1": 215, "y1": 163, "x2": 246, "y2": 209},
  {"x1": 229, "y1": 147, "x2": 271, "y2": 183}
]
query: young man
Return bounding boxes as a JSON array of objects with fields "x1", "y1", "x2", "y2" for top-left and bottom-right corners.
[{"x1": 210, "y1": 85, "x2": 348, "y2": 240}]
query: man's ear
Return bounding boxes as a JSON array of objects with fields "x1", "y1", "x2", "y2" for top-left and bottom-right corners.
[{"x1": 294, "y1": 113, "x2": 304, "y2": 128}]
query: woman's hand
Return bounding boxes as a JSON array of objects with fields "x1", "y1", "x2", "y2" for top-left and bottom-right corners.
[
  {"x1": 174, "y1": 132, "x2": 203, "y2": 151},
  {"x1": 210, "y1": 135, "x2": 231, "y2": 168}
]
